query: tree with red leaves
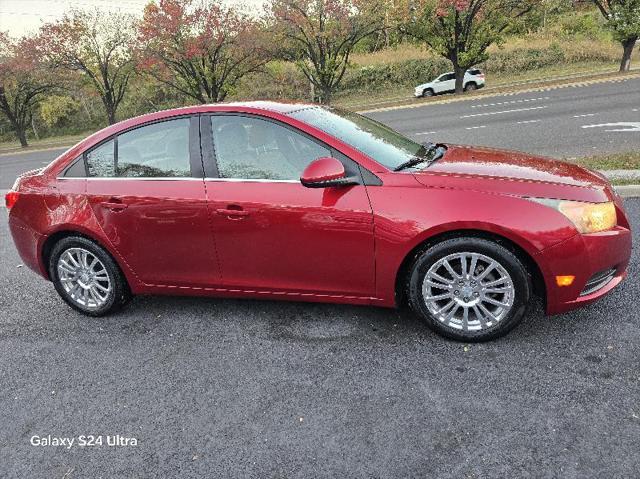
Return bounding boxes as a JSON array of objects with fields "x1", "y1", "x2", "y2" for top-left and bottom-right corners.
[
  {"x1": 37, "y1": 10, "x2": 135, "y2": 125},
  {"x1": 270, "y1": 0, "x2": 383, "y2": 104},
  {"x1": 400, "y1": 0, "x2": 537, "y2": 94},
  {"x1": 0, "y1": 33, "x2": 57, "y2": 147},
  {"x1": 137, "y1": 0, "x2": 269, "y2": 104},
  {"x1": 591, "y1": 0, "x2": 640, "y2": 71}
]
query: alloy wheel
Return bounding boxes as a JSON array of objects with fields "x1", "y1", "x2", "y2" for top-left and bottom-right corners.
[
  {"x1": 422, "y1": 252, "x2": 514, "y2": 331},
  {"x1": 56, "y1": 247, "x2": 112, "y2": 309}
]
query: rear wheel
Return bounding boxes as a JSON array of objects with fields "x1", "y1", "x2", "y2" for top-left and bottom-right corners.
[
  {"x1": 464, "y1": 82, "x2": 478, "y2": 92},
  {"x1": 49, "y1": 236, "x2": 131, "y2": 316},
  {"x1": 407, "y1": 237, "x2": 531, "y2": 342}
]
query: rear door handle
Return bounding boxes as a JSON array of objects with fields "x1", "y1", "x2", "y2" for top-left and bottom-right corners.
[
  {"x1": 216, "y1": 207, "x2": 249, "y2": 218},
  {"x1": 100, "y1": 198, "x2": 128, "y2": 211}
]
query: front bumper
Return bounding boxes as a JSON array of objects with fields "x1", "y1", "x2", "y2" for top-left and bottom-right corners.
[{"x1": 537, "y1": 225, "x2": 631, "y2": 315}]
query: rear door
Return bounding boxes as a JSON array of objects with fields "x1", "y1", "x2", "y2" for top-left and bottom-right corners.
[
  {"x1": 201, "y1": 113, "x2": 376, "y2": 298},
  {"x1": 83, "y1": 116, "x2": 221, "y2": 287}
]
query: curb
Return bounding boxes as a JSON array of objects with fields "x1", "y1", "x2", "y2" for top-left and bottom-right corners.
[{"x1": 614, "y1": 185, "x2": 640, "y2": 198}]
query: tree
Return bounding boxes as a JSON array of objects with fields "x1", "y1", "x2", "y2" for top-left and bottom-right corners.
[
  {"x1": 592, "y1": 0, "x2": 640, "y2": 71},
  {"x1": 270, "y1": 0, "x2": 383, "y2": 104},
  {"x1": 399, "y1": 0, "x2": 537, "y2": 94},
  {"x1": 38, "y1": 10, "x2": 135, "y2": 125},
  {"x1": 0, "y1": 32, "x2": 57, "y2": 147},
  {"x1": 137, "y1": 0, "x2": 269, "y2": 104}
]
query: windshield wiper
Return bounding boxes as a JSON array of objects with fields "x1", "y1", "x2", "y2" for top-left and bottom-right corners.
[
  {"x1": 393, "y1": 143, "x2": 445, "y2": 171},
  {"x1": 393, "y1": 156, "x2": 429, "y2": 171},
  {"x1": 424, "y1": 145, "x2": 447, "y2": 167}
]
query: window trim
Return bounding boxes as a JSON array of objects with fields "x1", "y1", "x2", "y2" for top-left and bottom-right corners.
[
  {"x1": 201, "y1": 112, "x2": 379, "y2": 185},
  {"x1": 60, "y1": 115, "x2": 204, "y2": 180}
]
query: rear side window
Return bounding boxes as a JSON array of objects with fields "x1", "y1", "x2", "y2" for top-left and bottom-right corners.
[
  {"x1": 85, "y1": 118, "x2": 191, "y2": 178},
  {"x1": 117, "y1": 119, "x2": 190, "y2": 177},
  {"x1": 468, "y1": 69, "x2": 481, "y2": 75},
  {"x1": 86, "y1": 140, "x2": 115, "y2": 177}
]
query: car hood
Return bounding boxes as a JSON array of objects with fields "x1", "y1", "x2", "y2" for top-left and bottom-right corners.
[{"x1": 411, "y1": 145, "x2": 613, "y2": 202}]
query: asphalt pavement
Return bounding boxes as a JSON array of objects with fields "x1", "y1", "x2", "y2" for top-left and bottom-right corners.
[
  {"x1": 1, "y1": 199, "x2": 639, "y2": 477},
  {"x1": 367, "y1": 77, "x2": 640, "y2": 159}
]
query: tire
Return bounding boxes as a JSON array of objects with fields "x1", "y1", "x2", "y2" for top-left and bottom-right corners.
[
  {"x1": 406, "y1": 237, "x2": 531, "y2": 342},
  {"x1": 464, "y1": 82, "x2": 477, "y2": 92},
  {"x1": 423, "y1": 89, "x2": 435, "y2": 97},
  {"x1": 49, "y1": 236, "x2": 132, "y2": 316}
]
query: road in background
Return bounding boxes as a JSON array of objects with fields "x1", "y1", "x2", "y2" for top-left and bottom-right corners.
[
  {"x1": 1, "y1": 201, "x2": 639, "y2": 476},
  {"x1": 367, "y1": 77, "x2": 640, "y2": 159},
  {"x1": 0, "y1": 147, "x2": 67, "y2": 189}
]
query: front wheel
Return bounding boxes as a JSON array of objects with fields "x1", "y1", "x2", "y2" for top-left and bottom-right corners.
[
  {"x1": 423, "y1": 89, "x2": 435, "y2": 97},
  {"x1": 407, "y1": 237, "x2": 531, "y2": 342},
  {"x1": 49, "y1": 236, "x2": 131, "y2": 316}
]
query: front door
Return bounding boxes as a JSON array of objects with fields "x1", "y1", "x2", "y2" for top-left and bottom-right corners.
[
  {"x1": 84, "y1": 116, "x2": 221, "y2": 287},
  {"x1": 202, "y1": 114, "x2": 376, "y2": 298},
  {"x1": 438, "y1": 73, "x2": 456, "y2": 93}
]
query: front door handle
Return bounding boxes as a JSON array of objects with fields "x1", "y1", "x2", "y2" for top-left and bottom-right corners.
[
  {"x1": 216, "y1": 207, "x2": 249, "y2": 218},
  {"x1": 100, "y1": 198, "x2": 128, "y2": 211}
]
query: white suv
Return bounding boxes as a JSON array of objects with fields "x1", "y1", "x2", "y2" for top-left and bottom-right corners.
[{"x1": 414, "y1": 69, "x2": 485, "y2": 98}]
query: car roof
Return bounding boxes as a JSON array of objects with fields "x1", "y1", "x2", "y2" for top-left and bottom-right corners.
[
  {"x1": 163, "y1": 101, "x2": 316, "y2": 117},
  {"x1": 117, "y1": 101, "x2": 317, "y2": 129},
  {"x1": 218, "y1": 101, "x2": 315, "y2": 114}
]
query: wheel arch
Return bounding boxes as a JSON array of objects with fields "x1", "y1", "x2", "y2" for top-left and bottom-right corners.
[
  {"x1": 40, "y1": 228, "x2": 137, "y2": 291},
  {"x1": 394, "y1": 228, "x2": 546, "y2": 308}
]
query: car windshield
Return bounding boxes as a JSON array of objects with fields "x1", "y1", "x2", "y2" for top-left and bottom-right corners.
[{"x1": 288, "y1": 107, "x2": 427, "y2": 170}]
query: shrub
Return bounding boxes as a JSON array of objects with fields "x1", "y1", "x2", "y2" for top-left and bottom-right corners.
[
  {"x1": 557, "y1": 11, "x2": 608, "y2": 41},
  {"x1": 483, "y1": 43, "x2": 566, "y2": 74},
  {"x1": 341, "y1": 57, "x2": 450, "y2": 92},
  {"x1": 39, "y1": 95, "x2": 80, "y2": 128}
]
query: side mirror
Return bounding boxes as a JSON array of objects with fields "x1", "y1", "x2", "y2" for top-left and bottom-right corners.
[{"x1": 300, "y1": 157, "x2": 358, "y2": 188}]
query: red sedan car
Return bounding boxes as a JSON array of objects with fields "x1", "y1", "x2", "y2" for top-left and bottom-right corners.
[{"x1": 6, "y1": 102, "x2": 631, "y2": 341}]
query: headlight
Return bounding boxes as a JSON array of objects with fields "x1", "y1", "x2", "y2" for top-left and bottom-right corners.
[{"x1": 529, "y1": 199, "x2": 617, "y2": 234}]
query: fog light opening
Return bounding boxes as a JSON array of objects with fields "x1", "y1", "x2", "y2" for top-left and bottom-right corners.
[{"x1": 556, "y1": 275, "x2": 575, "y2": 287}]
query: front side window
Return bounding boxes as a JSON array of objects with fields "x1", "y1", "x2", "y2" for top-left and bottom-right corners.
[
  {"x1": 211, "y1": 115, "x2": 331, "y2": 181},
  {"x1": 85, "y1": 118, "x2": 191, "y2": 178},
  {"x1": 288, "y1": 107, "x2": 427, "y2": 170}
]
